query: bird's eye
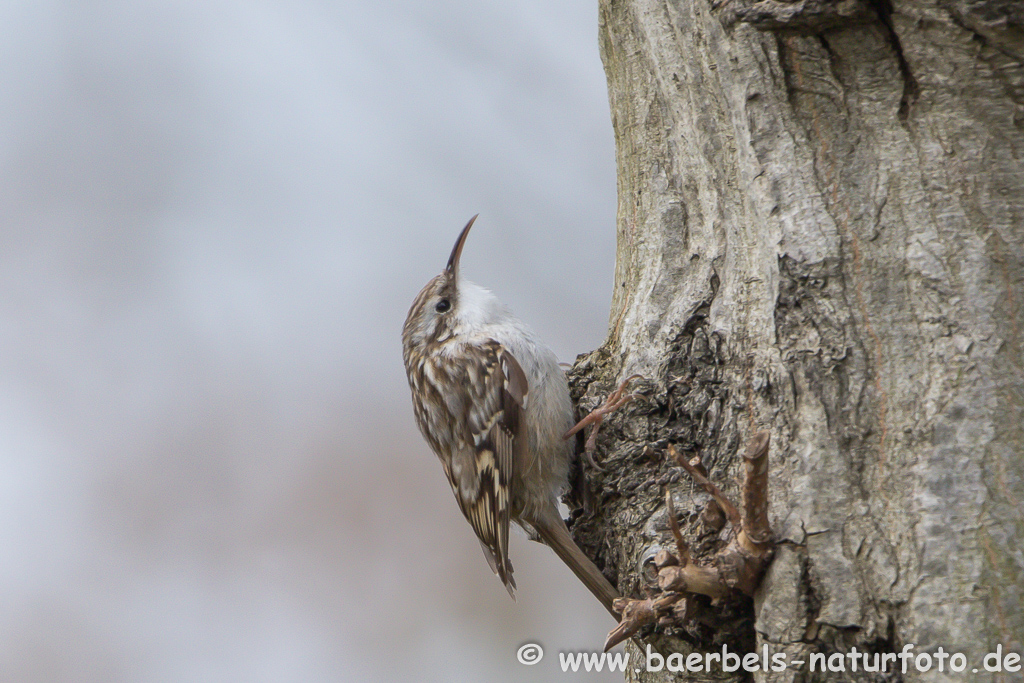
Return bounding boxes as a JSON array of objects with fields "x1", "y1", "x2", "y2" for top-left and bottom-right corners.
[{"x1": 435, "y1": 299, "x2": 451, "y2": 313}]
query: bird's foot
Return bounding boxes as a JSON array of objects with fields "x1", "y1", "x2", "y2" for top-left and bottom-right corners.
[{"x1": 564, "y1": 374, "x2": 643, "y2": 471}]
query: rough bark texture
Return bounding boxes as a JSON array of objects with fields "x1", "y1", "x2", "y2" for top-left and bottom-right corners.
[{"x1": 566, "y1": 0, "x2": 1023, "y2": 680}]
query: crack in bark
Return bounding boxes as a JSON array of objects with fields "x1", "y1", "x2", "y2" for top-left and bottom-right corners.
[
  {"x1": 941, "y1": 0, "x2": 1024, "y2": 63},
  {"x1": 722, "y1": 0, "x2": 874, "y2": 32},
  {"x1": 869, "y1": 0, "x2": 921, "y2": 124}
]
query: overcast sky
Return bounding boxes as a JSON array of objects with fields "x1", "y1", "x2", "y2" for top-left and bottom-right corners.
[{"x1": 0, "y1": 2, "x2": 619, "y2": 681}]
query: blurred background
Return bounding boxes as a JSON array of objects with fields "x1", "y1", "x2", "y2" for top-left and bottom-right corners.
[{"x1": 0, "y1": 1, "x2": 618, "y2": 681}]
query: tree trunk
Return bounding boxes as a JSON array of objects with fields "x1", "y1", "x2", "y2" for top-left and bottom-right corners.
[{"x1": 567, "y1": 0, "x2": 1023, "y2": 680}]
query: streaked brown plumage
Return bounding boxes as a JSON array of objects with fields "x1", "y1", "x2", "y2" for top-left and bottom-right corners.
[{"x1": 402, "y1": 215, "x2": 619, "y2": 615}]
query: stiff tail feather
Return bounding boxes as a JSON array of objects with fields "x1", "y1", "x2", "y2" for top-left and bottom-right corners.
[{"x1": 533, "y1": 510, "x2": 620, "y2": 618}]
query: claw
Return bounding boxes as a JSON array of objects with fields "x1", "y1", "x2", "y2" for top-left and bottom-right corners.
[
  {"x1": 564, "y1": 374, "x2": 643, "y2": 439},
  {"x1": 564, "y1": 375, "x2": 644, "y2": 469}
]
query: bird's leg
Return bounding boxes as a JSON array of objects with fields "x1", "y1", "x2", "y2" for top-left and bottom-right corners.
[{"x1": 564, "y1": 374, "x2": 643, "y2": 470}]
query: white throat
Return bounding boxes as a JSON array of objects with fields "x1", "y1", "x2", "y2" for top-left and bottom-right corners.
[{"x1": 453, "y1": 279, "x2": 510, "y2": 332}]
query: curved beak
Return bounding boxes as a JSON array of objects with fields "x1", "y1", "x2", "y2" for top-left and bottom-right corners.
[{"x1": 445, "y1": 214, "x2": 479, "y2": 276}]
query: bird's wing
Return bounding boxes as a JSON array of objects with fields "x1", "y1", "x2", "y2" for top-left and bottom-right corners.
[{"x1": 448, "y1": 340, "x2": 528, "y2": 598}]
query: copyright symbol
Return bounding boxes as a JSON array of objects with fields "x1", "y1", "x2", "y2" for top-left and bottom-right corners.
[{"x1": 517, "y1": 642, "x2": 544, "y2": 665}]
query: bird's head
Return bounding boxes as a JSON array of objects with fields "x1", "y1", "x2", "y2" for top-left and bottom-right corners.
[{"x1": 403, "y1": 215, "x2": 505, "y2": 353}]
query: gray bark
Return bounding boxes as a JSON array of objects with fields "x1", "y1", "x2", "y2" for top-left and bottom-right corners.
[{"x1": 567, "y1": 0, "x2": 1024, "y2": 680}]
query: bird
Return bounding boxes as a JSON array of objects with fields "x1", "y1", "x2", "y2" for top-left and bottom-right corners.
[{"x1": 401, "y1": 214, "x2": 620, "y2": 617}]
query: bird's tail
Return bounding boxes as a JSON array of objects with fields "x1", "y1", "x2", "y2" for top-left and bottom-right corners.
[{"x1": 532, "y1": 509, "x2": 620, "y2": 618}]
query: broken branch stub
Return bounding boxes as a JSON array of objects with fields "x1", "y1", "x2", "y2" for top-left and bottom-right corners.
[{"x1": 603, "y1": 431, "x2": 775, "y2": 651}]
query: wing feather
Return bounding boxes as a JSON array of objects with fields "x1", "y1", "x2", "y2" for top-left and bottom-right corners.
[
  {"x1": 454, "y1": 342, "x2": 527, "y2": 597},
  {"x1": 413, "y1": 339, "x2": 527, "y2": 598}
]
